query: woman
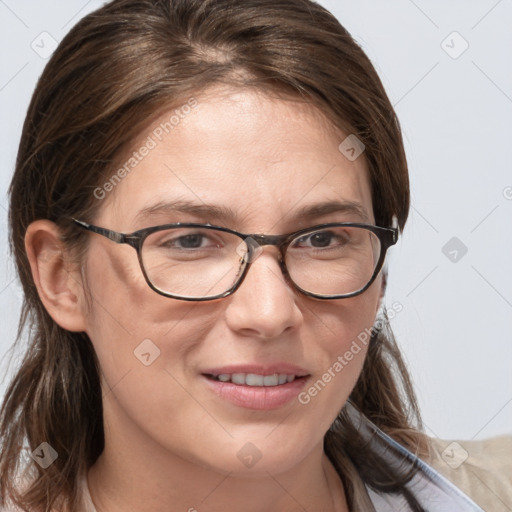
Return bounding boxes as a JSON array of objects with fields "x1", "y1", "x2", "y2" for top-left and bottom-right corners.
[{"x1": 0, "y1": 0, "x2": 508, "y2": 510}]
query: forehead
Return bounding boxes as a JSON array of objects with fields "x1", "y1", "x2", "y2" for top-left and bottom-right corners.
[{"x1": 97, "y1": 86, "x2": 374, "y2": 231}]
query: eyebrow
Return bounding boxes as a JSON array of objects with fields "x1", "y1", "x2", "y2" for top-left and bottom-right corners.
[
  {"x1": 133, "y1": 199, "x2": 371, "y2": 226},
  {"x1": 294, "y1": 200, "x2": 371, "y2": 224},
  {"x1": 134, "y1": 200, "x2": 238, "y2": 225}
]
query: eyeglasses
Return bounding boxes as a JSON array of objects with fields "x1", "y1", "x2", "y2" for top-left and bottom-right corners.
[{"x1": 72, "y1": 219, "x2": 398, "y2": 301}]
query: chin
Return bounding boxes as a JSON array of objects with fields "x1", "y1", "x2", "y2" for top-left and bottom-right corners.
[
  {"x1": 175, "y1": 433, "x2": 311, "y2": 478},
  {"x1": 211, "y1": 451, "x2": 306, "y2": 479}
]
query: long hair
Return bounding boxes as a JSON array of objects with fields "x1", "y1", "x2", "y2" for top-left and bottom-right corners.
[{"x1": 1, "y1": 1, "x2": 425, "y2": 510}]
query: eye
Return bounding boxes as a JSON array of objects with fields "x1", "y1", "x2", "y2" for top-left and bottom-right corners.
[
  {"x1": 158, "y1": 231, "x2": 221, "y2": 250},
  {"x1": 294, "y1": 230, "x2": 348, "y2": 249},
  {"x1": 168, "y1": 233, "x2": 211, "y2": 249},
  {"x1": 307, "y1": 231, "x2": 334, "y2": 248}
]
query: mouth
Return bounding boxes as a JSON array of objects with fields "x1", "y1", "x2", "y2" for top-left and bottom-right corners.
[
  {"x1": 201, "y1": 366, "x2": 310, "y2": 410},
  {"x1": 204, "y1": 372, "x2": 306, "y2": 387}
]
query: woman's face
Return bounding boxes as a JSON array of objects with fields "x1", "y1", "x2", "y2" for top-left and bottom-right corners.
[{"x1": 80, "y1": 86, "x2": 382, "y2": 476}]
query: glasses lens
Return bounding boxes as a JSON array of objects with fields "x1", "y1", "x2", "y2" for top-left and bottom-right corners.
[
  {"x1": 141, "y1": 227, "x2": 246, "y2": 299},
  {"x1": 286, "y1": 225, "x2": 381, "y2": 297}
]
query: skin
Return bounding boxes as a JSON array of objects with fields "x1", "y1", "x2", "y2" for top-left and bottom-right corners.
[{"x1": 26, "y1": 85, "x2": 383, "y2": 512}]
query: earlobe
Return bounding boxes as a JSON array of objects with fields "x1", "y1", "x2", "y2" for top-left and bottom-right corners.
[{"x1": 25, "y1": 220, "x2": 87, "y2": 332}]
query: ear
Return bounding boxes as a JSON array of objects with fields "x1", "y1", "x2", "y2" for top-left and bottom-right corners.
[
  {"x1": 376, "y1": 269, "x2": 387, "y2": 315},
  {"x1": 25, "y1": 219, "x2": 87, "y2": 332}
]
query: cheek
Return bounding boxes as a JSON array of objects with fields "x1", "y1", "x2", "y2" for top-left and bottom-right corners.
[
  {"x1": 81, "y1": 246, "x2": 207, "y2": 390},
  {"x1": 81, "y1": 251, "x2": 224, "y2": 461},
  {"x1": 312, "y1": 276, "x2": 381, "y2": 356},
  {"x1": 297, "y1": 279, "x2": 382, "y2": 424}
]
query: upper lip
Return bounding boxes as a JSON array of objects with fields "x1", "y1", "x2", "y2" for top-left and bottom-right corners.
[{"x1": 201, "y1": 364, "x2": 310, "y2": 377}]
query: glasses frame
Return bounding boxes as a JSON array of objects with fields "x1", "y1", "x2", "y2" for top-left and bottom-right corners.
[{"x1": 72, "y1": 218, "x2": 398, "y2": 301}]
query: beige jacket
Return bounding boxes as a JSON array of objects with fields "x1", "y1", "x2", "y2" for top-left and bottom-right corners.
[{"x1": 428, "y1": 436, "x2": 512, "y2": 512}]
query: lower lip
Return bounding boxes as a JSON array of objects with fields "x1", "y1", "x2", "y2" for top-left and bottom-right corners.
[{"x1": 202, "y1": 375, "x2": 308, "y2": 410}]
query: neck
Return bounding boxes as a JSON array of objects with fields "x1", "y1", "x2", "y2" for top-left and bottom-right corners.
[{"x1": 87, "y1": 405, "x2": 348, "y2": 512}]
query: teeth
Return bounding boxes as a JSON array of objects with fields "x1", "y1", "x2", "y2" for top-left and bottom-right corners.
[
  {"x1": 212, "y1": 373, "x2": 298, "y2": 386},
  {"x1": 246, "y1": 374, "x2": 264, "y2": 386},
  {"x1": 263, "y1": 374, "x2": 278, "y2": 386},
  {"x1": 231, "y1": 373, "x2": 246, "y2": 385}
]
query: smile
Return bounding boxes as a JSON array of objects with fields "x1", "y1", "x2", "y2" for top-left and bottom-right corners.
[
  {"x1": 207, "y1": 373, "x2": 299, "y2": 386},
  {"x1": 202, "y1": 372, "x2": 310, "y2": 410}
]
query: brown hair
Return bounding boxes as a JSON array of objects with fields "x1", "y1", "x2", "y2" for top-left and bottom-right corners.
[{"x1": 1, "y1": 0, "x2": 425, "y2": 510}]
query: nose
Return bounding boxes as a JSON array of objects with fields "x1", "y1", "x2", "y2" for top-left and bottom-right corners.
[{"x1": 224, "y1": 248, "x2": 303, "y2": 339}]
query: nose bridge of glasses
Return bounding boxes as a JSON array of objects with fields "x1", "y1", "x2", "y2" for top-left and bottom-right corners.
[
  {"x1": 240, "y1": 233, "x2": 288, "y2": 264},
  {"x1": 250, "y1": 233, "x2": 286, "y2": 247}
]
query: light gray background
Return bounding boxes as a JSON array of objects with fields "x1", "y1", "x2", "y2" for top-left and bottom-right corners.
[{"x1": 0, "y1": 0, "x2": 511, "y2": 441}]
